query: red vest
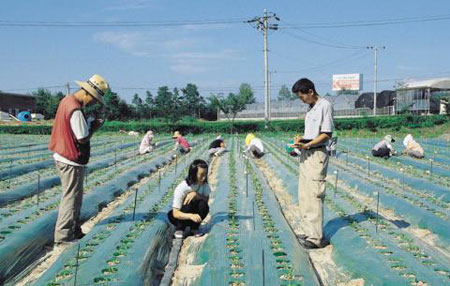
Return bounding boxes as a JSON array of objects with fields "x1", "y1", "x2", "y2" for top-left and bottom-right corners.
[{"x1": 48, "y1": 95, "x2": 90, "y2": 164}]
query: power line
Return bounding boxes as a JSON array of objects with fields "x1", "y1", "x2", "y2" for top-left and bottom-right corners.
[
  {"x1": 1, "y1": 85, "x2": 65, "y2": 92},
  {"x1": 280, "y1": 30, "x2": 366, "y2": 50},
  {"x1": 281, "y1": 14, "x2": 450, "y2": 29},
  {"x1": 276, "y1": 50, "x2": 370, "y2": 74},
  {"x1": 0, "y1": 18, "x2": 248, "y2": 28}
]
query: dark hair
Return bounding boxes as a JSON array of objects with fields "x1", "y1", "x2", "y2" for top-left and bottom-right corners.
[
  {"x1": 291, "y1": 78, "x2": 317, "y2": 95},
  {"x1": 185, "y1": 159, "x2": 209, "y2": 186}
]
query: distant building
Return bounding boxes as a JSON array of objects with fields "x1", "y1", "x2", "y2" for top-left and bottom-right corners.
[
  {"x1": 354, "y1": 90, "x2": 396, "y2": 115},
  {"x1": 0, "y1": 92, "x2": 36, "y2": 116},
  {"x1": 396, "y1": 78, "x2": 450, "y2": 115}
]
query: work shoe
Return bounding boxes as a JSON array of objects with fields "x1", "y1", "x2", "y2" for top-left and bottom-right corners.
[
  {"x1": 74, "y1": 231, "x2": 86, "y2": 240},
  {"x1": 174, "y1": 230, "x2": 184, "y2": 239},
  {"x1": 193, "y1": 229, "x2": 206, "y2": 237},
  {"x1": 296, "y1": 234, "x2": 308, "y2": 240},
  {"x1": 298, "y1": 238, "x2": 320, "y2": 250},
  {"x1": 54, "y1": 240, "x2": 79, "y2": 252}
]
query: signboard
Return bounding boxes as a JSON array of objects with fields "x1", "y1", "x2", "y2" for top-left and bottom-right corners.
[{"x1": 332, "y1": 74, "x2": 363, "y2": 91}]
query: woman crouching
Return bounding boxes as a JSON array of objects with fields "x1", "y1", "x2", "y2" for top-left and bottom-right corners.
[{"x1": 168, "y1": 159, "x2": 210, "y2": 239}]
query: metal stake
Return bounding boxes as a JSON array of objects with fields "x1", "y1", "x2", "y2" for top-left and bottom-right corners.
[
  {"x1": 400, "y1": 168, "x2": 405, "y2": 191},
  {"x1": 346, "y1": 148, "x2": 349, "y2": 166},
  {"x1": 114, "y1": 149, "x2": 117, "y2": 170},
  {"x1": 175, "y1": 155, "x2": 178, "y2": 174},
  {"x1": 375, "y1": 191, "x2": 380, "y2": 233},
  {"x1": 158, "y1": 169, "x2": 161, "y2": 193},
  {"x1": 366, "y1": 156, "x2": 370, "y2": 177},
  {"x1": 333, "y1": 170, "x2": 339, "y2": 203},
  {"x1": 262, "y1": 249, "x2": 266, "y2": 286},
  {"x1": 132, "y1": 188, "x2": 138, "y2": 220},
  {"x1": 252, "y1": 201, "x2": 255, "y2": 231},
  {"x1": 430, "y1": 159, "x2": 433, "y2": 175},
  {"x1": 37, "y1": 174, "x2": 40, "y2": 207},
  {"x1": 8, "y1": 159, "x2": 13, "y2": 188},
  {"x1": 246, "y1": 171, "x2": 249, "y2": 198},
  {"x1": 73, "y1": 243, "x2": 80, "y2": 286}
]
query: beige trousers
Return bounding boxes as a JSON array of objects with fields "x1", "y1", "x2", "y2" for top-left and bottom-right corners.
[
  {"x1": 54, "y1": 161, "x2": 85, "y2": 243},
  {"x1": 298, "y1": 147, "x2": 329, "y2": 245}
]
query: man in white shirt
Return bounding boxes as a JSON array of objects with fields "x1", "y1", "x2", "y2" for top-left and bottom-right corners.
[
  {"x1": 291, "y1": 78, "x2": 334, "y2": 249},
  {"x1": 49, "y1": 74, "x2": 109, "y2": 247}
]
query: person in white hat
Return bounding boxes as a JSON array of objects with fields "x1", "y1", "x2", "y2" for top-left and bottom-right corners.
[
  {"x1": 402, "y1": 134, "x2": 424, "y2": 159},
  {"x1": 139, "y1": 130, "x2": 155, "y2": 154},
  {"x1": 208, "y1": 135, "x2": 227, "y2": 158},
  {"x1": 48, "y1": 74, "x2": 109, "y2": 247},
  {"x1": 372, "y1": 135, "x2": 396, "y2": 159}
]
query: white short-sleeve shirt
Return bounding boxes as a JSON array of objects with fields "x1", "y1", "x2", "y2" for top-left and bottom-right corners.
[
  {"x1": 303, "y1": 97, "x2": 334, "y2": 142},
  {"x1": 245, "y1": 138, "x2": 264, "y2": 153},
  {"x1": 172, "y1": 180, "x2": 211, "y2": 209},
  {"x1": 53, "y1": 110, "x2": 90, "y2": 166},
  {"x1": 373, "y1": 140, "x2": 394, "y2": 151}
]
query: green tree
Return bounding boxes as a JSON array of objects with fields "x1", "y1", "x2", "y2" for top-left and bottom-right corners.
[
  {"x1": 103, "y1": 90, "x2": 122, "y2": 120},
  {"x1": 33, "y1": 88, "x2": 62, "y2": 119},
  {"x1": 144, "y1": 91, "x2": 154, "y2": 119},
  {"x1": 154, "y1": 86, "x2": 182, "y2": 122},
  {"x1": 277, "y1": 84, "x2": 297, "y2": 101},
  {"x1": 209, "y1": 90, "x2": 253, "y2": 131},
  {"x1": 238, "y1": 83, "x2": 255, "y2": 104},
  {"x1": 132, "y1": 93, "x2": 147, "y2": 119},
  {"x1": 181, "y1": 83, "x2": 205, "y2": 118}
]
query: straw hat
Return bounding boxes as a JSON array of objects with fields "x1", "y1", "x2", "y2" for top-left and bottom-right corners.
[
  {"x1": 75, "y1": 74, "x2": 109, "y2": 105},
  {"x1": 172, "y1": 131, "x2": 181, "y2": 138}
]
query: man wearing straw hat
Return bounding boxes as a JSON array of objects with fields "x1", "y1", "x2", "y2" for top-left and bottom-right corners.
[
  {"x1": 290, "y1": 78, "x2": 334, "y2": 249},
  {"x1": 172, "y1": 131, "x2": 191, "y2": 154},
  {"x1": 49, "y1": 74, "x2": 109, "y2": 247}
]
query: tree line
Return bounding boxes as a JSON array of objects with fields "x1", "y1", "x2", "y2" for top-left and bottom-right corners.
[{"x1": 32, "y1": 83, "x2": 300, "y2": 121}]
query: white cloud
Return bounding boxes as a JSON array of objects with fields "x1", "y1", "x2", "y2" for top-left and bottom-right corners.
[
  {"x1": 93, "y1": 31, "x2": 243, "y2": 75},
  {"x1": 93, "y1": 31, "x2": 151, "y2": 57},
  {"x1": 169, "y1": 49, "x2": 242, "y2": 74}
]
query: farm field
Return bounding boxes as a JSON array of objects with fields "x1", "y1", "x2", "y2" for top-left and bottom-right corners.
[{"x1": 0, "y1": 133, "x2": 450, "y2": 286}]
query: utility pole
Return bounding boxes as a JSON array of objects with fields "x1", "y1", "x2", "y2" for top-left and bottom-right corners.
[
  {"x1": 66, "y1": 82, "x2": 70, "y2": 96},
  {"x1": 367, "y1": 46, "x2": 385, "y2": 116},
  {"x1": 268, "y1": 70, "x2": 276, "y2": 121},
  {"x1": 247, "y1": 10, "x2": 280, "y2": 128}
]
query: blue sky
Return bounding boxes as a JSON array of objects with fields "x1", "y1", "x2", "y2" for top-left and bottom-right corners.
[{"x1": 1, "y1": 0, "x2": 449, "y2": 102}]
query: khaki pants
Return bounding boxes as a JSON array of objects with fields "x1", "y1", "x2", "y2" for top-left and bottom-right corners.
[
  {"x1": 298, "y1": 147, "x2": 329, "y2": 245},
  {"x1": 54, "y1": 161, "x2": 85, "y2": 243}
]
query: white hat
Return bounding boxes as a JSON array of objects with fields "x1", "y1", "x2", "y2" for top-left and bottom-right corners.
[
  {"x1": 216, "y1": 135, "x2": 224, "y2": 141},
  {"x1": 403, "y1": 134, "x2": 413, "y2": 148},
  {"x1": 384, "y1": 135, "x2": 395, "y2": 143},
  {"x1": 75, "y1": 74, "x2": 109, "y2": 105}
]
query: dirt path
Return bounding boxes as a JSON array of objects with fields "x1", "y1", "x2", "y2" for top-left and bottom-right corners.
[
  {"x1": 254, "y1": 158, "x2": 365, "y2": 286},
  {"x1": 171, "y1": 155, "x2": 222, "y2": 286}
]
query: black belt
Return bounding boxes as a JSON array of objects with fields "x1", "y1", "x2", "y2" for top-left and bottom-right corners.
[{"x1": 308, "y1": 145, "x2": 326, "y2": 150}]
